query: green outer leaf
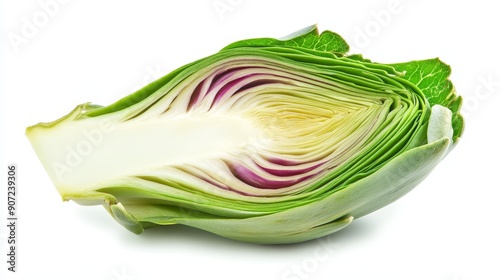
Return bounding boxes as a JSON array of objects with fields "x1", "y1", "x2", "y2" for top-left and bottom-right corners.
[
  {"x1": 77, "y1": 27, "x2": 463, "y2": 145},
  {"x1": 222, "y1": 25, "x2": 349, "y2": 56},
  {"x1": 108, "y1": 203, "x2": 144, "y2": 234},
  {"x1": 111, "y1": 136, "x2": 450, "y2": 244},
  {"x1": 390, "y1": 59, "x2": 464, "y2": 141},
  {"x1": 84, "y1": 60, "x2": 200, "y2": 117}
]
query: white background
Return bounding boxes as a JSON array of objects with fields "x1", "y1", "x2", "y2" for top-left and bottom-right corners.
[{"x1": 1, "y1": 0, "x2": 499, "y2": 279}]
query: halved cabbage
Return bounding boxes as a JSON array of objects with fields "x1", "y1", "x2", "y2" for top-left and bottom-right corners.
[{"x1": 26, "y1": 26, "x2": 463, "y2": 244}]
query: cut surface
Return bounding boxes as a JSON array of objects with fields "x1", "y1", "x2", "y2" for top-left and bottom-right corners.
[
  {"x1": 25, "y1": 26, "x2": 463, "y2": 243},
  {"x1": 27, "y1": 112, "x2": 259, "y2": 195},
  {"x1": 27, "y1": 59, "x2": 402, "y2": 199}
]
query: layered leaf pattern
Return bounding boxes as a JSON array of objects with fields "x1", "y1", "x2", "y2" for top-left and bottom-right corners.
[{"x1": 26, "y1": 26, "x2": 463, "y2": 243}]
